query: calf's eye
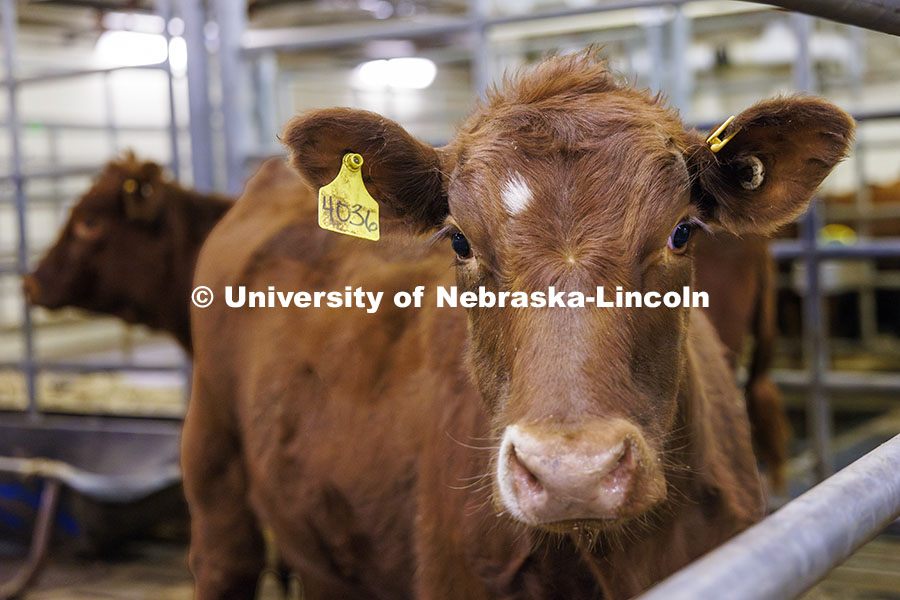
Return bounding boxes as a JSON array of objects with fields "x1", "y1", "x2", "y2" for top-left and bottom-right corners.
[
  {"x1": 667, "y1": 222, "x2": 692, "y2": 254},
  {"x1": 451, "y1": 231, "x2": 472, "y2": 259},
  {"x1": 73, "y1": 218, "x2": 104, "y2": 241}
]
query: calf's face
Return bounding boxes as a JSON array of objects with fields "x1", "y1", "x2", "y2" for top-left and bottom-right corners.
[
  {"x1": 285, "y1": 54, "x2": 852, "y2": 530},
  {"x1": 24, "y1": 157, "x2": 169, "y2": 323},
  {"x1": 446, "y1": 106, "x2": 696, "y2": 526}
]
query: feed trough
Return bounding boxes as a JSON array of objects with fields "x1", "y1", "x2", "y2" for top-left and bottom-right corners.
[{"x1": 0, "y1": 419, "x2": 181, "y2": 599}]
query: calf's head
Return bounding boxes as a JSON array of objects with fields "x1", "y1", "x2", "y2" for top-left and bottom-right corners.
[
  {"x1": 285, "y1": 53, "x2": 852, "y2": 530},
  {"x1": 24, "y1": 154, "x2": 173, "y2": 322}
]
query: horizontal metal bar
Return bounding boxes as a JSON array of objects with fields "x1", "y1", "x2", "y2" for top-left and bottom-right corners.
[
  {"x1": 771, "y1": 369, "x2": 900, "y2": 393},
  {"x1": 0, "y1": 193, "x2": 74, "y2": 206},
  {"x1": 241, "y1": 0, "x2": 799, "y2": 56},
  {"x1": 775, "y1": 267, "x2": 900, "y2": 287},
  {"x1": 824, "y1": 204, "x2": 900, "y2": 221},
  {"x1": 0, "y1": 361, "x2": 187, "y2": 374},
  {"x1": 0, "y1": 120, "x2": 188, "y2": 134},
  {"x1": 241, "y1": 16, "x2": 473, "y2": 54},
  {"x1": 0, "y1": 411, "x2": 184, "y2": 433},
  {"x1": 771, "y1": 239, "x2": 900, "y2": 260},
  {"x1": 743, "y1": 0, "x2": 900, "y2": 37},
  {"x1": 485, "y1": 0, "x2": 687, "y2": 28},
  {"x1": 0, "y1": 164, "x2": 103, "y2": 182},
  {"x1": 239, "y1": 1, "x2": 900, "y2": 57},
  {"x1": 2, "y1": 62, "x2": 169, "y2": 87},
  {"x1": 851, "y1": 108, "x2": 900, "y2": 122},
  {"x1": 638, "y1": 434, "x2": 900, "y2": 600},
  {"x1": 240, "y1": 0, "x2": 698, "y2": 55}
]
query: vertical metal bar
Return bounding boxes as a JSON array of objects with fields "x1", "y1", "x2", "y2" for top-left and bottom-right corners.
[
  {"x1": 670, "y1": 5, "x2": 691, "y2": 117},
  {"x1": 102, "y1": 70, "x2": 119, "y2": 153},
  {"x1": 643, "y1": 10, "x2": 666, "y2": 95},
  {"x1": 251, "y1": 52, "x2": 278, "y2": 154},
  {"x1": 215, "y1": 0, "x2": 251, "y2": 195},
  {"x1": 47, "y1": 126, "x2": 62, "y2": 208},
  {"x1": 470, "y1": 0, "x2": 491, "y2": 99},
  {"x1": 793, "y1": 12, "x2": 832, "y2": 480},
  {"x1": 792, "y1": 13, "x2": 816, "y2": 93},
  {"x1": 157, "y1": 0, "x2": 181, "y2": 181},
  {"x1": 101, "y1": 70, "x2": 126, "y2": 358},
  {"x1": 1, "y1": 0, "x2": 37, "y2": 418},
  {"x1": 276, "y1": 70, "x2": 291, "y2": 134},
  {"x1": 182, "y1": 0, "x2": 215, "y2": 192},
  {"x1": 848, "y1": 26, "x2": 877, "y2": 349}
]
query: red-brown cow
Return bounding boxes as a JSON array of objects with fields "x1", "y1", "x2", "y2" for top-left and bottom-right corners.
[
  {"x1": 23, "y1": 153, "x2": 232, "y2": 351},
  {"x1": 185, "y1": 53, "x2": 852, "y2": 599},
  {"x1": 693, "y1": 231, "x2": 788, "y2": 489}
]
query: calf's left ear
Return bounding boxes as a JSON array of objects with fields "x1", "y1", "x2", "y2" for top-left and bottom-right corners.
[
  {"x1": 689, "y1": 97, "x2": 854, "y2": 235},
  {"x1": 283, "y1": 108, "x2": 449, "y2": 232}
]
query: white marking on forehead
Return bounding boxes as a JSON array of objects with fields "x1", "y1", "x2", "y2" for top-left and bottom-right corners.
[{"x1": 501, "y1": 172, "x2": 533, "y2": 216}]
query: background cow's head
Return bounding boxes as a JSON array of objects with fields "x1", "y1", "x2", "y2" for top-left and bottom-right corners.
[
  {"x1": 23, "y1": 152, "x2": 215, "y2": 347},
  {"x1": 284, "y1": 52, "x2": 852, "y2": 531}
]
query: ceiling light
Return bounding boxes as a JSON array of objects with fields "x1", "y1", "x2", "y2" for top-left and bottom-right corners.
[
  {"x1": 352, "y1": 57, "x2": 437, "y2": 90},
  {"x1": 93, "y1": 29, "x2": 187, "y2": 75}
]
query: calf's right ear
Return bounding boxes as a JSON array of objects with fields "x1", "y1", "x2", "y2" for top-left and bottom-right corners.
[{"x1": 282, "y1": 108, "x2": 449, "y2": 231}]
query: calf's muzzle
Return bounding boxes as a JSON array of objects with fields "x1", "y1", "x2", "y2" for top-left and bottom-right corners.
[{"x1": 497, "y1": 418, "x2": 666, "y2": 526}]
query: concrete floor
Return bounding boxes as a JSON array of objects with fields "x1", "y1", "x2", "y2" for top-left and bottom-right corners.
[
  {"x1": 802, "y1": 535, "x2": 900, "y2": 600},
  {"x1": 1, "y1": 535, "x2": 898, "y2": 599},
  {"x1": 0, "y1": 541, "x2": 290, "y2": 600}
]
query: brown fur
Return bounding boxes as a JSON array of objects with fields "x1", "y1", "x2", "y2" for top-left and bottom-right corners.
[
  {"x1": 24, "y1": 152, "x2": 232, "y2": 351},
  {"x1": 693, "y1": 231, "x2": 789, "y2": 490},
  {"x1": 185, "y1": 52, "x2": 852, "y2": 599}
]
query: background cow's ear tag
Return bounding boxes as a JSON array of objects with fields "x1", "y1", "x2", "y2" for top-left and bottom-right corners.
[{"x1": 317, "y1": 153, "x2": 380, "y2": 241}]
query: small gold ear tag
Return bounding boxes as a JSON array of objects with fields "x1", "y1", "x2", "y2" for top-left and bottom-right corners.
[
  {"x1": 706, "y1": 115, "x2": 740, "y2": 153},
  {"x1": 317, "y1": 153, "x2": 380, "y2": 241}
]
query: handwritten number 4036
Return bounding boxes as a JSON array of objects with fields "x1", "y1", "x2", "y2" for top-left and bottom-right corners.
[{"x1": 321, "y1": 195, "x2": 378, "y2": 232}]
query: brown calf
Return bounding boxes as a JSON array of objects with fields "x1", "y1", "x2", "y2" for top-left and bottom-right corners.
[
  {"x1": 185, "y1": 52, "x2": 852, "y2": 599},
  {"x1": 23, "y1": 153, "x2": 232, "y2": 351}
]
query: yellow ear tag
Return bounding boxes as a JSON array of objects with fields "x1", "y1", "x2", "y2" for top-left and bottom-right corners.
[
  {"x1": 317, "y1": 153, "x2": 379, "y2": 241},
  {"x1": 706, "y1": 115, "x2": 741, "y2": 153}
]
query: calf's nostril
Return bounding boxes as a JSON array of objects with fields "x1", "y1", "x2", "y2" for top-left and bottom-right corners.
[
  {"x1": 508, "y1": 445, "x2": 544, "y2": 495},
  {"x1": 607, "y1": 443, "x2": 633, "y2": 483}
]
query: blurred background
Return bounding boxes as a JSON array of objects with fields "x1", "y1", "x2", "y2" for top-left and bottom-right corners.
[{"x1": 1, "y1": 0, "x2": 899, "y2": 598}]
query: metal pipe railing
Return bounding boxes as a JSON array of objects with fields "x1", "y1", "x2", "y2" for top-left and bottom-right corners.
[
  {"x1": 4, "y1": 62, "x2": 169, "y2": 86},
  {"x1": 746, "y1": 0, "x2": 900, "y2": 36},
  {"x1": 0, "y1": 120, "x2": 188, "y2": 133},
  {"x1": 637, "y1": 434, "x2": 900, "y2": 600},
  {"x1": 182, "y1": 0, "x2": 216, "y2": 192},
  {"x1": 158, "y1": 0, "x2": 182, "y2": 182},
  {"x1": 771, "y1": 368, "x2": 900, "y2": 393},
  {"x1": 216, "y1": 0, "x2": 252, "y2": 195},
  {"x1": 0, "y1": 0, "x2": 195, "y2": 422},
  {"x1": 1, "y1": 0, "x2": 37, "y2": 419},
  {"x1": 771, "y1": 238, "x2": 900, "y2": 259},
  {"x1": 0, "y1": 361, "x2": 186, "y2": 374}
]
